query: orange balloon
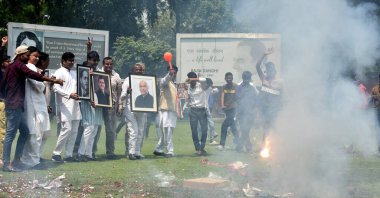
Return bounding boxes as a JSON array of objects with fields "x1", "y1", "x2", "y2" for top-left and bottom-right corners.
[{"x1": 164, "y1": 52, "x2": 172, "y2": 62}]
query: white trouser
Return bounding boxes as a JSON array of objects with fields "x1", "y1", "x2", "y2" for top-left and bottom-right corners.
[
  {"x1": 78, "y1": 124, "x2": 99, "y2": 157},
  {"x1": 155, "y1": 112, "x2": 161, "y2": 140},
  {"x1": 155, "y1": 127, "x2": 174, "y2": 154},
  {"x1": 53, "y1": 120, "x2": 80, "y2": 157},
  {"x1": 21, "y1": 113, "x2": 51, "y2": 168},
  {"x1": 125, "y1": 108, "x2": 147, "y2": 155}
]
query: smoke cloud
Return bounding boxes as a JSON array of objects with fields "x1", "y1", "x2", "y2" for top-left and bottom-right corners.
[{"x1": 234, "y1": 0, "x2": 380, "y2": 196}]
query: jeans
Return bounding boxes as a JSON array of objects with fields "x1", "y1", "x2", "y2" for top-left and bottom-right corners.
[
  {"x1": 189, "y1": 107, "x2": 208, "y2": 151},
  {"x1": 220, "y1": 108, "x2": 238, "y2": 146},
  {"x1": 237, "y1": 113, "x2": 254, "y2": 151},
  {"x1": 3, "y1": 108, "x2": 29, "y2": 165},
  {"x1": 103, "y1": 108, "x2": 116, "y2": 156}
]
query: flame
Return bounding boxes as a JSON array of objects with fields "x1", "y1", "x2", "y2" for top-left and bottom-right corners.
[{"x1": 260, "y1": 137, "x2": 271, "y2": 158}]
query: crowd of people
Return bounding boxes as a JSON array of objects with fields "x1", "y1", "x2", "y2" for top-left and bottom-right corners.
[{"x1": 0, "y1": 36, "x2": 284, "y2": 172}]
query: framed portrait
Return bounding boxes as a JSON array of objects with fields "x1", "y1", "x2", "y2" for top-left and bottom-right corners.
[
  {"x1": 77, "y1": 65, "x2": 91, "y2": 100},
  {"x1": 43, "y1": 69, "x2": 50, "y2": 77},
  {"x1": 129, "y1": 74, "x2": 158, "y2": 112},
  {"x1": 91, "y1": 71, "x2": 112, "y2": 107}
]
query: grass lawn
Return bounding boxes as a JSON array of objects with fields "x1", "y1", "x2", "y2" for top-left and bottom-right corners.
[{"x1": 0, "y1": 119, "x2": 380, "y2": 197}]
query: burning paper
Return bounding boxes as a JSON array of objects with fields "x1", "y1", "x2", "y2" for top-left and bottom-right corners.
[
  {"x1": 32, "y1": 173, "x2": 66, "y2": 190},
  {"x1": 155, "y1": 172, "x2": 176, "y2": 187},
  {"x1": 242, "y1": 184, "x2": 294, "y2": 198},
  {"x1": 200, "y1": 159, "x2": 248, "y2": 176}
]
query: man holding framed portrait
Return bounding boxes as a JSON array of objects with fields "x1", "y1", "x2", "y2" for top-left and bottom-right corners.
[
  {"x1": 91, "y1": 57, "x2": 122, "y2": 159},
  {"x1": 119, "y1": 63, "x2": 155, "y2": 160}
]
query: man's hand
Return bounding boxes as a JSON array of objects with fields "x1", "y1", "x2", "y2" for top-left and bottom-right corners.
[
  {"x1": 70, "y1": 93, "x2": 79, "y2": 100},
  {"x1": 127, "y1": 86, "x2": 132, "y2": 94},
  {"x1": 87, "y1": 37, "x2": 93, "y2": 51},
  {"x1": 47, "y1": 105, "x2": 53, "y2": 113},
  {"x1": 1, "y1": 36, "x2": 7, "y2": 47},
  {"x1": 53, "y1": 78, "x2": 64, "y2": 86},
  {"x1": 117, "y1": 105, "x2": 123, "y2": 116},
  {"x1": 264, "y1": 47, "x2": 274, "y2": 55},
  {"x1": 91, "y1": 101, "x2": 96, "y2": 108}
]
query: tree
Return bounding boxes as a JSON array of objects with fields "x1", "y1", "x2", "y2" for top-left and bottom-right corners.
[
  {"x1": 112, "y1": 36, "x2": 172, "y2": 78},
  {"x1": 168, "y1": 0, "x2": 238, "y2": 33}
]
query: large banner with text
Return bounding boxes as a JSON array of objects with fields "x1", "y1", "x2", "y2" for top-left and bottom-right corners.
[
  {"x1": 176, "y1": 33, "x2": 281, "y2": 86},
  {"x1": 8, "y1": 22, "x2": 109, "y2": 70}
]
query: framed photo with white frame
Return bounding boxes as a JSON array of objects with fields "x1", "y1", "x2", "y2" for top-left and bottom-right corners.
[
  {"x1": 77, "y1": 64, "x2": 91, "y2": 100},
  {"x1": 129, "y1": 74, "x2": 158, "y2": 112},
  {"x1": 91, "y1": 71, "x2": 112, "y2": 107}
]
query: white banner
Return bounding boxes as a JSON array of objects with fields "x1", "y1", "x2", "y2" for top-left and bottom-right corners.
[{"x1": 176, "y1": 33, "x2": 281, "y2": 86}]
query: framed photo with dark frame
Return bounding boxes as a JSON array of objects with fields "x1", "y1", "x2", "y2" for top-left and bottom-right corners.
[
  {"x1": 91, "y1": 71, "x2": 112, "y2": 107},
  {"x1": 129, "y1": 74, "x2": 158, "y2": 112},
  {"x1": 43, "y1": 69, "x2": 50, "y2": 77},
  {"x1": 77, "y1": 64, "x2": 91, "y2": 100}
]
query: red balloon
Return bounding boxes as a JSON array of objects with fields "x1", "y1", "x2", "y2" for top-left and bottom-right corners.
[{"x1": 164, "y1": 52, "x2": 172, "y2": 62}]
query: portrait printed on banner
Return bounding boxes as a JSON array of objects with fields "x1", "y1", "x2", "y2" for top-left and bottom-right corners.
[
  {"x1": 91, "y1": 72, "x2": 112, "y2": 107},
  {"x1": 129, "y1": 74, "x2": 157, "y2": 112},
  {"x1": 77, "y1": 65, "x2": 91, "y2": 100},
  {"x1": 15, "y1": 31, "x2": 43, "y2": 51}
]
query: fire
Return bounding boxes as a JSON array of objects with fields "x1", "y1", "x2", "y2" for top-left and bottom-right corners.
[
  {"x1": 260, "y1": 137, "x2": 271, "y2": 158},
  {"x1": 260, "y1": 148, "x2": 270, "y2": 158}
]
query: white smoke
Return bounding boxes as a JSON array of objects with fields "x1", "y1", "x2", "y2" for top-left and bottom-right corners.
[{"x1": 234, "y1": 0, "x2": 380, "y2": 196}]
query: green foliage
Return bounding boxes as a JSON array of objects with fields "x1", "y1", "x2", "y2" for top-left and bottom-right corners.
[
  {"x1": 113, "y1": 36, "x2": 173, "y2": 78},
  {"x1": 168, "y1": 0, "x2": 238, "y2": 33},
  {"x1": 0, "y1": 0, "x2": 47, "y2": 27}
]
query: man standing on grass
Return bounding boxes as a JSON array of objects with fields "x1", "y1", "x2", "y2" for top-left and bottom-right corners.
[
  {"x1": 51, "y1": 52, "x2": 82, "y2": 163},
  {"x1": 101, "y1": 57, "x2": 122, "y2": 160},
  {"x1": 186, "y1": 72, "x2": 208, "y2": 155},
  {"x1": 153, "y1": 65, "x2": 178, "y2": 158},
  {"x1": 236, "y1": 71, "x2": 258, "y2": 152},
  {"x1": 218, "y1": 72, "x2": 239, "y2": 151},
  {"x1": 119, "y1": 63, "x2": 147, "y2": 160},
  {"x1": 1, "y1": 45, "x2": 63, "y2": 172}
]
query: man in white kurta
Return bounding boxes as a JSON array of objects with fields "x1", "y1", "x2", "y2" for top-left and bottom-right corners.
[
  {"x1": 119, "y1": 63, "x2": 147, "y2": 160},
  {"x1": 51, "y1": 52, "x2": 81, "y2": 162},
  {"x1": 21, "y1": 51, "x2": 50, "y2": 168},
  {"x1": 153, "y1": 66, "x2": 178, "y2": 158}
]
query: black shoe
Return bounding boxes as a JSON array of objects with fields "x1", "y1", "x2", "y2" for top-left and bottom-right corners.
[
  {"x1": 2, "y1": 164, "x2": 21, "y2": 172},
  {"x1": 13, "y1": 162, "x2": 29, "y2": 170},
  {"x1": 128, "y1": 154, "x2": 136, "y2": 160},
  {"x1": 85, "y1": 156, "x2": 96, "y2": 161},
  {"x1": 153, "y1": 151, "x2": 165, "y2": 156},
  {"x1": 63, "y1": 156, "x2": 79, "y2": 162},
  {"x1": 200, "y1": 149, "x2": 208, "y2": 156},
  {"x1": 31, "y1": 163, "x2": 47, "y2": 170},
  {"x1": 77, "y1": 155, "x2": 88, "y2": 162},
  {"x1": 106, "y1": 154, "x2": 117, "y2": 160},
  {"x1": 39, "y1": 158, "x2": 47, "y2": 163},
  {"x1": 135, "y1": 154, "x2": 145, "y2": 160},
  {"x1": 165, "y1": 153, "x2": 174, "y2": 158},
  {"x1": 211, "y1": 134, "x2": 218, "y2": 141},
  {"x1": 52, "y1": 155, "x2": 64, "y2": 163}
]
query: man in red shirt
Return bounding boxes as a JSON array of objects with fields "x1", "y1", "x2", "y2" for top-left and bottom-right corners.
[{"x1": 1, "y1": 45, "x2": 63, "y2": 172}]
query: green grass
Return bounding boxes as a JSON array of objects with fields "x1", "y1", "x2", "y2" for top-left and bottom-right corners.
[{"x1": 0, "y1": 120, "x2": 380, "y2": 197}]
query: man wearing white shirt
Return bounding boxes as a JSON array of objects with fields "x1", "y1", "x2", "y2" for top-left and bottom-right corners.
[
  {"x1": 51, "y1": 52, "x2": 82, "y2": 162},
  {"x1": 119, "y1": 63, "x2": 146, "y2": 160},
  {"x1": 186, "y1": 72, "x2": 208, "y2": 155},
  {"x1": 20, "y1": 47, "x2": 51, "y2": 169}
]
